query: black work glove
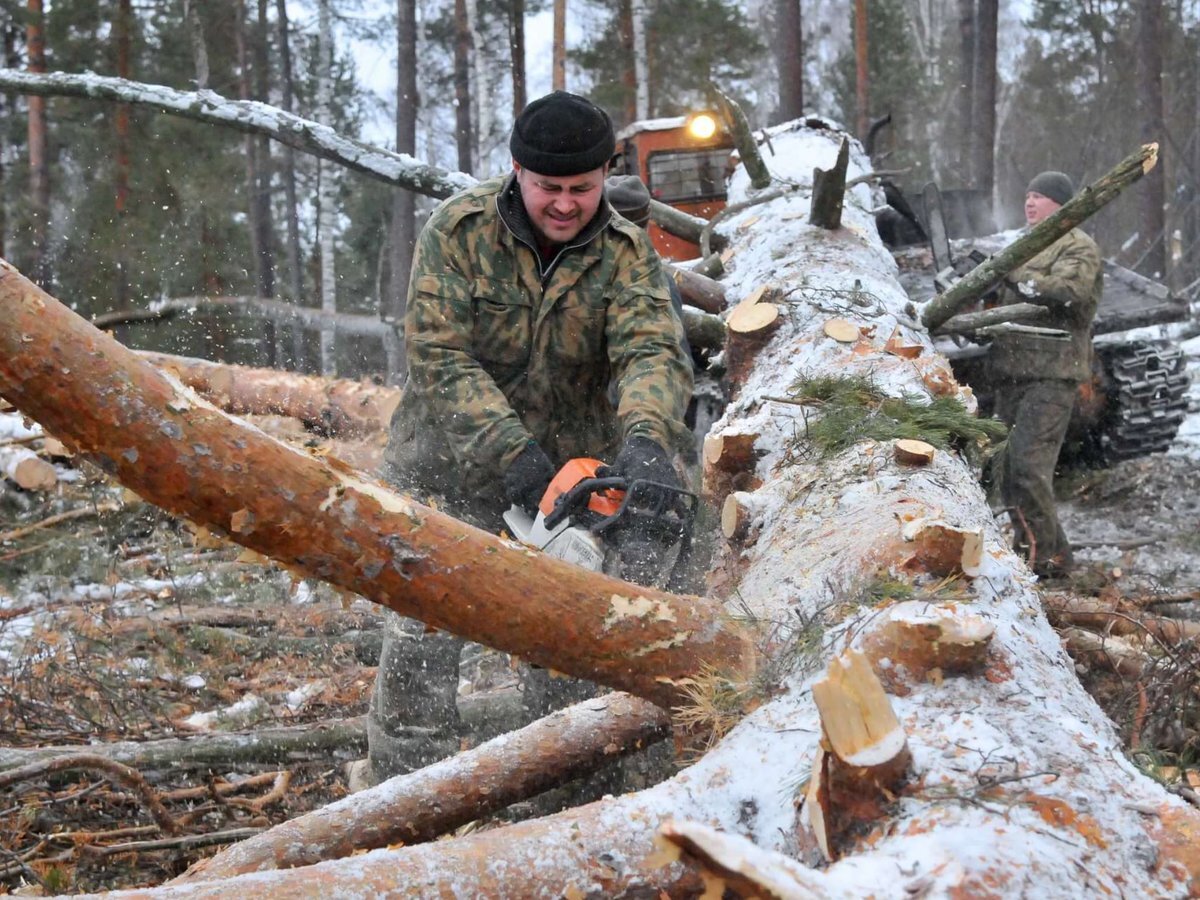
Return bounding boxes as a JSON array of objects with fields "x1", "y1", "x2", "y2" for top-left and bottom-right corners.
[
  {"x1": 601, "y1": 435, "x2": 681, "y2": 509},
  {"x1": 504, "y1": 441, "x2": 556, "y2": 516}
]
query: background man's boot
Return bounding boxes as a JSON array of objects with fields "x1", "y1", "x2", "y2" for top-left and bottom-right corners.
[{"x1": 365, "y1": 610, "x2": 463, "y2": 785}]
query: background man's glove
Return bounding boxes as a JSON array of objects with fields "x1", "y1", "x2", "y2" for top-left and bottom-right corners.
[
  {"x1": 602, "y1": 435, "x2": 680, "y2": 508},
  {"x1": 504, "y1": 442, "x2": 556, "y2": 516}
]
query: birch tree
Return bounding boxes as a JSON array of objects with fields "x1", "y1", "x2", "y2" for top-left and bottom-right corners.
[
  {"x1": 316, "y1": 0, "x2": 338, "y2": 375},
  {"x1": 632, "y1": 0, "x2": 649, "y2": 119}
]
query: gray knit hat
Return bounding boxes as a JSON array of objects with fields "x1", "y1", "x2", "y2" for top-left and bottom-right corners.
[
  {"x1": 606, "y1": 175, "x2": 651, "y2": 226},
  {"x1": 510, "y1": 91, "x2": 615, "y2": 176},
  {"x1": 1027, "y1": 171, "x2": 1075, "y2": 206}
]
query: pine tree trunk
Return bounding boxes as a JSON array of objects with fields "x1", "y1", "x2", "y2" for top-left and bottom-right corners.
[
  {"x1": 316, "y1": 0, "x2": 337, "y2": 375},
  {"x1": 453, "y1": 0, "x2": 473, "y2": 175},
  {"x1": 617, "y1": 0, "x2": 636, "y2": 124},
  {"x1": 774, "y1": 0, "x2": 803, "y2": 124},
  {"x1": 253, "y1": 0, "x2": 277, "y2": 307},
  {"x1": 509, "y1": 0, "x2": 526, "y2": 117},
  {"x1": 552, "y1": 0, "x2": 566, "y2": 91},
  {"x1": 182, "y1": 0, "x2": 209, "y2": 88},
  {"x1": 956, "y1": 0, "x2": 974, "y2": 179},
  {"x1": 273, "y1": 0, "x2": 306, "y2": 371},
  {"x1": 971, "y1": 0, "x2": 997, "y2": 196},
  {"x1": 25, "y1": 0, "x2": 49, "y2": 287},
  {"x1": 387, "y1": 0, "x2": 419, "y2": 385},
  {"x1": 113, "y1": 0, "x2": 132, "y2": 307},
  {"x1": 1135, "y1": 0, "x2": 1167, "y2": 278},
  {"x1": 853, "y1": 0, "x2": 869, "y2": 140}
]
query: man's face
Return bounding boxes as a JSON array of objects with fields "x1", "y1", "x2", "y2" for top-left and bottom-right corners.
[
  {"x1": 514, "y1": 163, "x2": 607, "y2": 246},
  {"x1": 1024, "y1": 191, "x2": 1061, "y2": 226}
]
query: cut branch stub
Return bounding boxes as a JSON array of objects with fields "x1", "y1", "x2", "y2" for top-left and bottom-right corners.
[
  {"x1": 0, "y1": 447, "x2": 57, "y2": 491},
  {"x1": 725, "y1": 288, "x2": 782, "y2": 387},
  {"x1": 893, "y1": 439, "x2": 936, "y2": 466},
  {"x1": 806, "y1": 649, "x2": 911, "y2": 861},
  {"x1": 900, "y1": 518, "x2": 985, "y2": 577},
  {"x1": 0, "y1": 261, "x2": 755, "y2": 711},
  {"x1": 720, "y1": 490, "x2": 761, "y2": 543},
  {"x1": 860, "y1": 601, "x2": 995, "y2": 689},
  {"x1": 702, "y1": 431, "x2": 760, "y2": 502},
  {"x1": 670, "y1": 263, "x2": 727, "y2": 314},
  {"x1": 809, "y1": 136, "x2": 850, "y2": 229},
  {"x1": 657, "y1": 819, "x2": 834, "y2": 899}
]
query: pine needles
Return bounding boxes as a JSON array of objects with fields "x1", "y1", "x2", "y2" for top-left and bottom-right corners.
[{"x1": 788, "y1": 374, "x2": 1006, "y2": 459}]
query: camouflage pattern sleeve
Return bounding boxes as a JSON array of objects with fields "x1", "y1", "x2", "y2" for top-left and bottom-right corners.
[
  {"x1": 1011, "y1": 231, "x2": 1102, "y2": 319},
  {"x1": 404, "y1": 217, "x2": 533, "y2": 473},
  {"x1": 605, "y1": 236, "x2": 693, "y2": 451}
]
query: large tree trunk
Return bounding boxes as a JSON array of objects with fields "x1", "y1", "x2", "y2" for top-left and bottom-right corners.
[
  {"x1": 0, "y1": 262, "x2": 753, "y2": 710},
  {"x1": 853, "y1": 0, "x2": 869, "y2": 140},
  {"x1": 956, "y1": 0, "x2": 974, "y2": 177},
  {"x1": 6, "y1": 129, "x2": 1200, "y2": 897},
  {"x1": 617, "y1": 0, "x2": 636, "y2": 124},
  {"x1": 552, "y1": 0, "x2": 566, "y2": 91}
]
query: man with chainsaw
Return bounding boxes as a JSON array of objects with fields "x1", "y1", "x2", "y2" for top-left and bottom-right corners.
[
  {"x1": 365, "y1": 91, "x2": 693, "y2": 784},
  {"x1": 987, "y1": 171, "x2": 1102, "y2": 579}
]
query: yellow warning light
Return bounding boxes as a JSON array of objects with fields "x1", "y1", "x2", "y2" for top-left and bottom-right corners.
[{"x1": 686, "y1": 113, "x2": 718, "y2": 140}]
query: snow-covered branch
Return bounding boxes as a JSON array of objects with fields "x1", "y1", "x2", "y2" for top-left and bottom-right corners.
[{"x1": 0, "y1": 69, "x2": 476, "y2": 199}]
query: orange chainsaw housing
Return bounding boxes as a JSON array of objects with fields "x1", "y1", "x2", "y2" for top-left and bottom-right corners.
[{"x1": 538, "y1": 458, "x2": 625, "y2": 519}]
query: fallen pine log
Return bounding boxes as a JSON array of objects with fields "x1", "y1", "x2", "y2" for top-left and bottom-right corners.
[
  {"x1": 0, "y1": 260, "x2": 756, "y2": 711},
  {"x1": 1043, "y1": 592, "x2": 1200, "y2": 644},
  {"x1": 179, "y1": 693, "x2": 671, "y2": 880},
  {"x1": 51, "y1": 120, "x2": 1200, "y2": 899}
]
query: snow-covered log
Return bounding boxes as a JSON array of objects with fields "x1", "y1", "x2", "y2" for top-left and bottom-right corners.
[
  {"x1": 0, "y1": 69, "x2": 474, "y2": 200},
  {"x1": 9, "y1": 125, "x2": 1200, "y2": 898}
]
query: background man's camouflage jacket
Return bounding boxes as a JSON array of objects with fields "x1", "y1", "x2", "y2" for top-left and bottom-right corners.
[
  {"x1": 991, "y1": 227, "x2": 1103, "y2": 383},
  {"x1": 386, "y1": 174, "x2": 693, "y2": 508}
]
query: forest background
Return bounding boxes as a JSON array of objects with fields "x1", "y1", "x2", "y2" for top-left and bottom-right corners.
[{"x1": 0, "y1": 0, "x2": 1195, "y2": 379}]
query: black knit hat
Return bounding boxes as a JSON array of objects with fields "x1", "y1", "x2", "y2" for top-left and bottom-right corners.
[
  {"x1": 510, "y1": 91, "x2": 616, "y2": 176},
  {"x1": 606, "y1": 175, "x2": 651, "y2": 225},
  {"x1": 1027, "y1": 171, "x2": 1075, "y2": 207}
]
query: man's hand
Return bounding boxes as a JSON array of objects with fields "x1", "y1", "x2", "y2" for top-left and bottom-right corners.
[
  {"x1": 602, "y1": 435, "x2": 681, "y2": 508},
  {"x1": 504, "y1": 442, "x2": 556, "y2": 516}
]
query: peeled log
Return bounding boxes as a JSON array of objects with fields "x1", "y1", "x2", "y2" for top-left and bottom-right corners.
[
  {"x1": 0, "y1": 260, "x2": 754, "y2": 711},
  {"x1": 140, "y1": 351, "x2": 401, "y2": 437}
]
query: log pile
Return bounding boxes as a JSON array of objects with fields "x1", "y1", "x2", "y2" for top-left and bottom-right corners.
[{"x1": 1, "y1": 121, "x2": 1198, "y2": 898}]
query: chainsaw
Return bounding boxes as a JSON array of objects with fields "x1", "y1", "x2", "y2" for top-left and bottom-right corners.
[{"x1": 502, "y1": 458, "x2": 698, "y2": 590}]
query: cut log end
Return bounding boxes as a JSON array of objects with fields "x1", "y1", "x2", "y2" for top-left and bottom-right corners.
[
  {"x1": 901, "y1": 520, "x2": 985, "y2": 577},
  {"x1": 823, "y1": 318, "x2": 861, "y2": 343},
  {"x1": 721, "y1": 491, "x2": 758, "y2": 542},
  {"x1": 728, "y1": 302, "x2": 779, "y2": 335}
]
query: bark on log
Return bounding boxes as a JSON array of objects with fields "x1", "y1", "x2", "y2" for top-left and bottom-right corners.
[
  {"x1": 140, "y1": 351, "x2": 401, "y2": 438},
  {"x1": 178, "y1": 693, "x2": 670, "y2": 880},
  {"x1": 921, "y1": 143, "x2": 1160, "y2": 330},
  {"x1": 0, "y1": 70, "x2": 473, "y2": 200},
  {"x1": 678, "y1": 306, "x2": 726, "y2": 351},
  {"x1": 670, "y1": 263, "x2": 726, "y2": 313},
  {"x1": 649, "y1": 199, "x2": 728, "y2": 253},
  {"x1": 808, "y1": 136, "x2": 850, "y2": 229},
  {"x1": 0, "y1": 261, "x2": 755, "y2": 710},
  {"x1": 931, "y1": 301, "x2": 1049, "y2": 336}
]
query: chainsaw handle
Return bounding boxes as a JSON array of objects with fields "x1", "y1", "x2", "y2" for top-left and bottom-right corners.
[{"x1": 542, "y1": 476, "x2": 629, "y2": 531}]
